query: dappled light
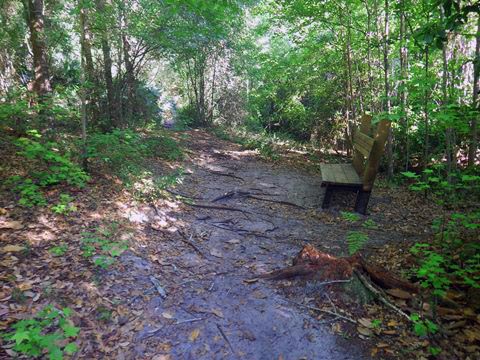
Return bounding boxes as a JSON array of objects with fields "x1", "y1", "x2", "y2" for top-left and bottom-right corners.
[{"x1": 1, "y1": 0, "x2": 480, "y2": 359}]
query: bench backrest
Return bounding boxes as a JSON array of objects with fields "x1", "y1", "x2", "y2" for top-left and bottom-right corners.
[{"x1": 352, "y1": 114, "x2": 391, "y2": 191}]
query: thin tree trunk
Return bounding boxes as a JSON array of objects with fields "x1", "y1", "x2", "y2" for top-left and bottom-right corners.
[
  {"x1": 384, "y1": 0, "x2": 393, "y2": 179},
  {"x1": 399, "y1": 0, "x2": 409, "y2": 170},
  {"x1": 469, "y1": 16, "x2": 480, "y2": 167},
  {"x1": 23, "y1": 0, "x2": 51, "y2": 98},
  {"x1": 424, "y1": 46, "x2": 430, "y2": 165},
  {"x1": 79, "y1": 6, "x2": 97, "y2": 125},
  {"x1": 122, "y1": 11, "x2": 135, "y2": 123},
  {"x1": 440, "y1": 6, "x2": 454, "y2": 179},
  {"x1": 95, "y1": 0, "x2": 117, "y2": 128}
]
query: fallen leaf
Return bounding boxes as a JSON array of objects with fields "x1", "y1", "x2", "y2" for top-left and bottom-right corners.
[
  {"x1": 358, "y1": 318, "x2": 373, "y2": 328},
  {"x1": 162, "y1": 312, "x2": 174, "y2": 319},
  {"x1": 0, "y1": 220, "x2": 23, "y2": 230},
  {"x1": 357, "y1": 326, "x2": 373, "y2": 337},
  {"x1": 211, "y1": 308, "x2": 224, "y2": 318},
  {"x1": 385, "y1": 288, "x2": 412, "y2": 300},
  {"x1": 382, "y1": 330, "x2": 397, "y2": 335},
  {"x1": 210, "y1": 248, "x2": 223, "y2": 258},
  {"x1": 189, "y1": 328, "x2": 200, "y2": 342},
  {"x1": 243, "y1": 278, "x2": 258, "y2": 284},
  {"x1": 1, "y1": 245, "x2": 25, "y2": 253}
]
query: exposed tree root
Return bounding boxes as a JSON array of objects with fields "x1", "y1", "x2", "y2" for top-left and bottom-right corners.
[
  {"x1": 211, "y1": 190, "x2": 305, "y2": 209},
  {"x1": 257, "y1": 244, "x2": 419, "y2": 319},
  {"x1": 207, "y1": 169, "x2": 245, "y2": 181},
  {"x1": 187, "y1": 202, "x2": 250, "y2": 214}
]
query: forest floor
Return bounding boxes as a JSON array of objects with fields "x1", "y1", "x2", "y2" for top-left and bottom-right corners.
[{"x1": 1, "y1": 129, "x2": 475, "y2": 359}]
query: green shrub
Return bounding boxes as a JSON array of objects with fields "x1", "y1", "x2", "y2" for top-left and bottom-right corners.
[
  {"x1": 6, "y1": 132, "x2": 89, "y2": 207},
  {"x1": 2, "y1": 305, "x2": 79, "y2": 360}
]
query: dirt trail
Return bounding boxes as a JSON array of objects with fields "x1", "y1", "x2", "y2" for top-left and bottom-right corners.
[{"x1": 119, "y1": 130, "x2": 369, "y2": 359}]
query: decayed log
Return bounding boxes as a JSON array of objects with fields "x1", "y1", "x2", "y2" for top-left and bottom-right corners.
[{"x1": 259, "y1": 244, "x2": 418, "y2": 294}]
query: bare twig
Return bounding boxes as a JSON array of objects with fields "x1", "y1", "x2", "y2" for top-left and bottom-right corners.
[
  {"x1": 283, "y1": 298, "x2": 357, "y2": 324},
  {"x1": 354, "y1": 269, "x2": 411, "y2": 320},
  {"x1": 175, "y1": 317, "x2": 204, "y2": 325},
  {"x1": 178, "y1": 230, "x2": 205, "y2": 257},
  {"x1": 216, "y1": 324, "x2": 236, "y2": 355},
  {"x1": 149, "y1": 276, "x2": 167, "y2": 298}
]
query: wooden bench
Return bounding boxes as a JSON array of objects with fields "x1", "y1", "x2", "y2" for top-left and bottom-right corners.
[{"x1": 320, "y1": 114, "x2": 390, "y2": 214}]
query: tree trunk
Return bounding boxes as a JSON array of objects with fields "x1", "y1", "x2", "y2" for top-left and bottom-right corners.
[
  {"x1": 122, "y1": 11, "x2": 135, "y2": 123},
  {"x1": 441, "y1": 7, "x2": 454, "y2": 178},
  {"x1": 79, "y1": 6, "x2": 97, "y2": 125},
  {"x1": 424, "y1": 46, "x2": 430, "y2": 165},
  {"x1": 469, "y1": 16, "x2": 480, "y2": 167},
  {"x1": 384, "y1": 0, "x2": 393, "y2": 179},
  {"x1": 95, "y1": 0, "x2": 118, "y2": 128},
  {"x1": 23, "y1": 0, "x2": 51, "y2": 97},
  {"x1": 399, "y1": 0, "x2": 409, "y2": 170}
]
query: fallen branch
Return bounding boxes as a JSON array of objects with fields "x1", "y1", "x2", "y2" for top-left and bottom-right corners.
[
  {"x1": 354, "y1": 269, "x2": 411, "y2": 320},
  {"x1": 149, "y1": 276, "x2": 167, "y2": 298},
  {"x1": 283, "y1": 298, "x2": 357, "y2": 324},
  {"x1": 178, "y1": 230, "x2": 205, "y2": 257},
  {"x1": 176, "y1": 317, "x2": 204, "y2": 325},
  {"x1": 216, "y1": 324, "x2": 236, "y2": 355}
]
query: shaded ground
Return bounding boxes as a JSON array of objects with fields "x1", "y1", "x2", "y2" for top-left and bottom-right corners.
[
  {"x1": 116, "y1": 130, "x2": 371, "y2": 359},
  {"x1": 1, "y1": 129, "x2": 441, "y2": 359}
]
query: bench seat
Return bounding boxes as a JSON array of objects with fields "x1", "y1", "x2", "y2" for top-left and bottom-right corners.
[{"x1": 320, "y1": 164, "x2": 362, "y2": 186}]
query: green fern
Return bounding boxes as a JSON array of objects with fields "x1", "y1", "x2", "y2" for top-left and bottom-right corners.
[
  {"x1": 341, "y1": 211, "x2": 361, "y2": 222},
  {"x1": 346, "y1": 231, "x2": 369, "y2": 255}
]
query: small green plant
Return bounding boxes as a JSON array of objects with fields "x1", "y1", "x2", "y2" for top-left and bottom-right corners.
[
  {"x1": 51, "y1": 194, "x2": 77, "y2": 215},
  {"x1": 371, "y1": 319, "x2": 382, "y2": 328},
  {"x1": 7, "y1": 132, "x2": 89, "y2": 208},
  {"x1": 2, "y1": 305, "x2": 79, "y2": 360},
  {"x1": 341, "y1": 211, "x2": 361, "y2": 222},
  {"x1": 346, "y1": 231, "x2": 369, "y2": 255},
  {"x1": 362, "y1": 219, "x2": 378, "y2": 229},
  {"x1": 80, "y1": 224, "x2": 128, "y2": 269},
  {"x1": 410, "y1": 244, "x2": 451, "y2": 297},
  {"x1": 410, "y1": 313, "x2": 438, "y2": 337},
  {"x1": 49, "y1": 244, "x2": 68, "y2": 257}
]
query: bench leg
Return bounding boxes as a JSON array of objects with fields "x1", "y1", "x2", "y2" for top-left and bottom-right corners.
[
  {"x1": 355, "y1": 190, "x2": 371, "y2": 215},
  {"x1": 322, "y1": 185, "x2": 334, "y2": 209}
]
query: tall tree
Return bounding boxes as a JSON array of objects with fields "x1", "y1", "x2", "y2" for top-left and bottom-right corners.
[
  {"x1": 23, "y1": 0, "x2": 52, "y2": 97},
  {"x1": 469, "y1": 15, "x2": 480, "y2": 167}
]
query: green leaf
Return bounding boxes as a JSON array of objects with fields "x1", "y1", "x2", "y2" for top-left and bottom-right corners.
[
  {"x1": 62, "y1": 325, "x2": 80, "y2": 337},
  {"x1": 64, "y1": 342, "x2": 78, "y2": 354}
]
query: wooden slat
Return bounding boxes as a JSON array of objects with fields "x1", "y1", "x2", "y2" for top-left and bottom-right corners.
[
  {"x1": 320, "y1": 164, "x2": 362, "y2": 185},
  {"x1": 354, "y1": 132, "x2": 374, "y2": 158}
]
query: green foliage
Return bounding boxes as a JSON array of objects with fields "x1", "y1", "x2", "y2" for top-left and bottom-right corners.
[
  {"x1": 86, "y1": 130, "x2": 183, "y2": 183},
  {"x1": 49, "y1": 244, "x2": 68, "y2": 257},
  {"x1": 410, "y1": 313, "x2": 438, "y2": 337},
  {"x1": 346, "y1": 231, "x2": 369, "y2": 255},
  {"x1": 362, "y1": 219, "x2": 378, "y2": 229},
  {"x1": 80, "y1": 223, "x2": 128, "y2": 269},
  {"x1": 2, "y1": 305, "x2": 79, "y2": 360},
  {"x1": 5, "y1": 133, "x2": 89, "y2": 208},
  {"x1": 341, "y1": 211, "x2": 361, "y2": 222},
  {"x1": 131, "y1": 169, "x2": 185, "y2": 202},
  {"x1": 402, "y1": 166, "x2": 480, "y2": 206},
  {"x1": 411, "y1": 244, "x2": 451, "y2": 297},
  {"x1": 51, "y1": 194, "x2": 77, "y2": 215}
]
